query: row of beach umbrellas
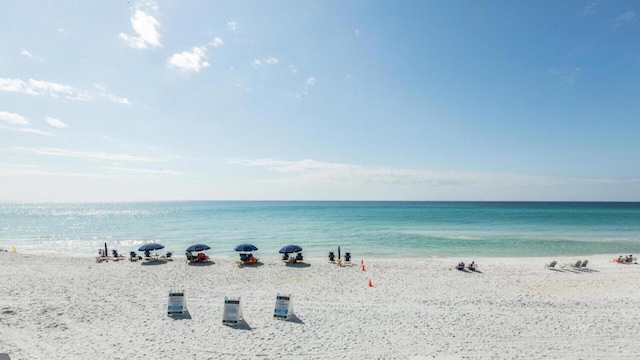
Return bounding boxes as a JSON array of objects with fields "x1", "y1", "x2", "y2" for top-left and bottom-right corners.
[{"x1": 137, "y1": 242, "x2": 302, "y2": 254}]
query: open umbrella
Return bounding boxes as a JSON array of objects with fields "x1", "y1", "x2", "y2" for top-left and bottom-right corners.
[
  {"x1": 186, "y1": 244, "x2": 211, "y2": 252},
  {"x1": 279, "y1": 244, "x2": 303, "y2": 254},
  {"x1": 234, "y1": 243, "x2": 258, "y2": 252},
  {"x1": 138, "y1": 243, "x2": 165, "y2": 252}
]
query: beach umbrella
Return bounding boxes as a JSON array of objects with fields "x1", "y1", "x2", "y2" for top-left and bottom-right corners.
[
  {"x1": 234, "y1": 243, "x2": 258, "y2": 252},
  {"x1": 186, "y1": 244, "x2": 211, "y2": 252},
  {"x1": 279, "y1": 244, "x2": 303, "y2": 254},
  {"x1": 138, "y1": 243, "x2": 165, "y2": 252}
]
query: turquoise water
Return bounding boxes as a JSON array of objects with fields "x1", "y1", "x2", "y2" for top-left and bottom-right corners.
[{"x1": 1, "y1": 201, "x2": 639, "y2": 258}]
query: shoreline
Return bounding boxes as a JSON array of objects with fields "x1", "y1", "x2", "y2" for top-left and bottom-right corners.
[{"x1": 1, "y1": 251, "x2": 639, "y2": 359}]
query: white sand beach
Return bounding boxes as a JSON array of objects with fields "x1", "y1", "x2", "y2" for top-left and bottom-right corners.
[{"x1": 1, "y1": 251, "x2": 639, "y2": 359}]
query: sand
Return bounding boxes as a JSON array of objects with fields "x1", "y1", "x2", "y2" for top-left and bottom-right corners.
[{"x1": 1, "y1": 251, "x2": 639, "y2": 359}]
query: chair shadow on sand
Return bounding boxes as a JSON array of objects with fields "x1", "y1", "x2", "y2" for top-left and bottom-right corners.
[
  {"x1": 224, "y1": 319, "x2": 252, "y2": 330},
  {"x1": 140, "y1": 259, "x2": 168, "y2": 266},
  {"x1": 285, "y1": 314, "x2": 304, "y2": 324},
  {"x1": 285, "y1": 262, "x2": 311, "y2": 268},
  {"x1": 168, "y1": 311, "x2": 192, "y2": 320},
  {"x1": 187, "y1": 260, "x2": 215, "y2": 266}
]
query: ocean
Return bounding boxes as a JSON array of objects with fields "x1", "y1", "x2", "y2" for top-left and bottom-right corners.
[{"x1": 1, "y1": 201, "x2": 639, "y2": 258}]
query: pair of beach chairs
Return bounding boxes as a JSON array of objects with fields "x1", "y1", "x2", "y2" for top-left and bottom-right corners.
[
  {"x1": 185, "y1": 252, "x2": 210, "y2": 263},
  {"x1": 236, "y1": 253, "x2": 259, "y2": 267},
  {"x1": 328, "y1": 252, "x2": 351, "y2": 264},
  {"x1": 545, "y1": 260, "x2": 589, "y2": 270},
  {"x1": 96, "y1": 249, "x2": 126, "y2": 262},
  {"x1": 454, "y1": 261, "x2": 478, "y2": 271},
  {"x1": 282, "y1": 253, "x2": 304, "y2": 263}
]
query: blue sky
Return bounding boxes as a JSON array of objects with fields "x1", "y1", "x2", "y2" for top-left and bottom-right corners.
[{"x1": 1, "y1": 0, "x2": 639, "y2": 202}]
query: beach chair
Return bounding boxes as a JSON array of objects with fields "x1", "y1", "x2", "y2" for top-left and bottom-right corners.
[
  {"x1": 328, "y1": 252, "x2": 335, "y2": 262},
  {"x1": 129, "y1": 251, "x2": 139, "y2": 261},
  {"x1": 545, "y1": 261, "x2": 558, "y2": 269},
  {"x1": 111, "y1": 249, "x2": 125, "y2": 260},
  {"x1": 295, "y1": 253, "x2": 303, "y2": 262},
  {"x1": 344, "y1": 252, "x2": 351, "y2": 263},
  {"x1": 454, "y1": 262, "x2": 465, "y2": 270},
  {"x1": 467, "y1": 262, "x2": 478, "y2": 271},
  {"x1": 239, "y1": 253, "x2": 248, "y2": 262},
  {"x1": 563, "y1": 260, "x2": 582, "y2": 270},
  {"x1": 579, "y1": 260, "x2": 589, "y2": 270},
  {"x1": 161, "y1": 251, "x2": 173, "y2": 260},
  {"x1": 281, "y1": 253, "x2": 289, "y2": 261},
  {"x1": 185, "y1": 252, "x2": 199, "y2": 263}
]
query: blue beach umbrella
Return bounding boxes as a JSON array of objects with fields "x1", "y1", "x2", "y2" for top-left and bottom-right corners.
[
  {"x1": 279, "y1": 244, "x2": 303, "y2": 254},
  {"x1": 186, "y1": 244, "x2": 211, "y2": 252},
  {"x1": 234, "y1": 243, "x2": 258, "y2": 252},
  {"x1": 138, "y1": 243, "x2": 165, "y2": 252}
]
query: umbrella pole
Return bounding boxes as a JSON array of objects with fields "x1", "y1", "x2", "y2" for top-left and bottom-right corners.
[{"x1": 338, "y1": 245, "x2": 341, "y2": 260}]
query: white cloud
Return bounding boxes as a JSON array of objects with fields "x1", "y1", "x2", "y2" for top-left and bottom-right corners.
[
  {"x1": 20, "y1": 49, "x2": 33, "y2": 58},
  {"x1": 290, "y1": 66, "x2": 298, "y2": 74},
  {"x1": 305, "y1": 77, "x2": 316, "y2": 86},
  {"x1": 354, "y1": 29, "x2": 361, "y2": 36},
  {"x1": 615, "y1": 11, "x2": 637, "y2": 27},
  {"x1": 228, "y1": 21, "x2": 238, "y2": 31},
  {"x1": 45, "y1": 117, "x2": 68, "y2": 128},
  {"x1": 228, "y1": 158, "x2": 640, "y2": 188},
  {"x1": 168, "y1": 46, "x2": 210, "y2": 72},
  {"x1": 0, "y1": 77, "x2": 130, "y2": 105},
  {"x1": 546, "y1": 68, "x2": 581, "y2": 86},
  {"x1": 584, "y1": 0, "x2": 599, "y2": 14},
  {"x1": 119, "y1": 7, "x2": 161, "y2": 49},
  {"x1": 253, "y1": 57, "x2": 279, "y2": 68},
  {"x1": 102, "y1": 166, "x2": 186, "y2": 176},
  {"x1": 0, "y1": 124, "x2": 54, "y2": 136},
  {"x1": 210, "y1": 37, "x2": 224, "y2": 48},
  {"x1": 0, "y1": 111, "x2": 29, "y2": 126},
  {"x1": 13, "y1": 147, "x2": 176, "y2": 162}
]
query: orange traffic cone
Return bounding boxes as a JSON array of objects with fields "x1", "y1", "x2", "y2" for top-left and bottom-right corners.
[
  {"x1": 360, "y1": 259, "x2": 364, "y2": 265},
  {"x1": 368, "y1": 278, "x2": 373, "y2": 287},
  {"x1": 361, "y1": 264, "x2": 366, "y2": 271}
]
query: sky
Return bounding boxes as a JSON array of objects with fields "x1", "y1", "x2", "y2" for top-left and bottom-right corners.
[{"x1": 1, "y1": 0, "x2": 639, "y2": 202}]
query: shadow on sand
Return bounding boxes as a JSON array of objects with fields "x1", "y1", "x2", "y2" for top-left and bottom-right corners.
[
  {"x1": 141, "y1": 259, "x2": 168, "y2": 266},
  {"x1": 224, "y1": 319, "x2": 252, "y2": 330},
  {"x1": 285, "y1": 262, "x2": 311, "y2": 268},
  {"x1": 169, "y1": 311, "x2": 192, "y2": 320}
]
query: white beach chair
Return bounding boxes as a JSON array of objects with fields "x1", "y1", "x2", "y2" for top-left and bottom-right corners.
[{"x1": 544, "y1": 260, "x2": 558, "y2": 269}]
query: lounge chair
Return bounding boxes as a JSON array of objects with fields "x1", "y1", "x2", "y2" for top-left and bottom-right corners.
[
  {"x1": 562, "y1": 260, "x2": 582, "y2": 270},
  {"x1": 281, "y1": 253, "x2": 289, "y2": 261},
  {"x1": 467, "y1": 261, "x2": 478, "y2": 271},
  {"x1": 545, "y1": 260, "x2": 558, "y2": 269},
  {"x1": 95, "y1": 249, "x2": 109, "y2": 263},
  {"x1": 161, "y1": 251, "x2": 173, "y2": 260},
  {"x1": 579, "y1": 260, "x2": 589, "y2": 270},
  {"x1": 185, "y1": 252, "x2": 199, "y2": 263},
  {"x1": 328, "y1": 252, "x2": 335, "y2": 262},
  {"x1": 111, "y1": 249, "x2": 125, "y2": 260},
  {"x1": 295, "y1": 253, "x2": 303, "y2": 262},
  {"x1": 344, "y1": 252, "x2": 351, "y2": 263},
  {"x1": 454, "y1": 262, "x2": 465, "y2": 270},
  {"x1": 129, "y1": 251, "x2": 139, "y2": 261}
]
